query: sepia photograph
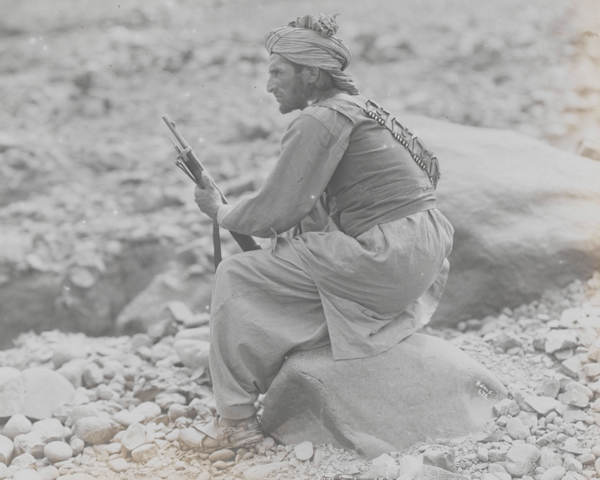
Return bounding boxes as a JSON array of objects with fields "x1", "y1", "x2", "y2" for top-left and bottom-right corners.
[{"x1": 0, "y1": 1, "x2": 599, "y2": 479}]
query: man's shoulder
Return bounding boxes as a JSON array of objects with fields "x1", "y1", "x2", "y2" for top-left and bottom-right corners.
[{"x1": 300, "y1": 97, "x2": 361, "y2": 125}]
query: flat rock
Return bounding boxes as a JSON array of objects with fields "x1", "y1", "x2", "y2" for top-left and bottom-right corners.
[
  {"x1": 545, "y1": 330, "x2": 579, "y2": 354},
  {"x1": 108, "y1": 457, "x2": 129, "y2": 472},
  {"x1": 174, "y1": 326, "x2": 211, "y2": 342},
  {"x1": 261, "y1": 333, "x2": 507, "y2": 458},
  {"x1": 558, "y1": 390, "x2": 589, "y2": 408},
  {"x1": 72, "y1": 417, "x2": 121, "y2": 445},
  {"x1": 523, "y1": 395, "x2": 561, "y2": 415},
  {"x1": 0, "y1": 368, "x2": 75, "y2": 420},
  {"x1": 408, "y1": 115, "x2": 600, "y2": 325}
]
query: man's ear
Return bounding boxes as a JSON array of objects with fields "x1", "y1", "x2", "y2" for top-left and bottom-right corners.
[{"x1": 304, "y1": 66, "x2": 320, "y2": 85}]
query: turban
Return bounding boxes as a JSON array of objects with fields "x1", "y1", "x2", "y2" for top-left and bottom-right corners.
[{"x1": 264, "y1": 13, "x2": 359, "y2": 95}]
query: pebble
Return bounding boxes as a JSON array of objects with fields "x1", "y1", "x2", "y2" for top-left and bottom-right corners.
[
  {"x1": 592, "y1": 445, "x2": 600, "y2": 457},
  {"x1": 294, "y1": 441, "x2": 314, "y2": 461},
  {"x1": 595, "y1": 457, "x2": 600, "y2": 477},
  {"x1": 130, "y1": 402, "x2": 162, "y2": 423},
  {"x1": 81, "y1": 363, "x2": 104, "y2": 389},
  {"x1": 506, "y1": 417, "x2": 530, "y2": 440},
  {"x1": 121, "y1": 423, "x2": 147, "y2": 451},
  {"x1": 540, "y1": 465, "x2": 566, "y2": 480},
  {"x1": 37, "y1": 465, "x2": 59, "y2": 480},
  {"x1": 13, "y1": 470, "x2": 43, "y2": 480},
  {"x1": 0, "y1": 463, "x2": 8, "y2": 479},
  {"x1": 0, "y1": 435, "x2": 13, "y2": 465},
  {"x1": 108, "y1": 457, "x2": 129, "y2": 472},
  {"x1": 209, "y1": 449, "x2": 235, "y2": 463},
  {"x1": 505, "y1": 444, "x2": 540, "y2": 477},
  {"x1": 11, "y1": 453, "x2": 36, "y2": 467},
  {"x1": 72, "y1": 417, "x2": 120, "y2": 445},
  {"x1": 3, "y1": 415, "x2": 33, "y2": 440},
  {"x1": 43, "y1": 442, "x2": 73, "y2": 463},
  {"x1": 131, "y1": 443, "x2": 158, "y2": 463}
]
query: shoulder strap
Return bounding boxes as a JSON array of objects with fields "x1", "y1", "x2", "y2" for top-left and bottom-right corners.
[{"x1": 333, "y1": 93, "x2": 440, "y2": 189}]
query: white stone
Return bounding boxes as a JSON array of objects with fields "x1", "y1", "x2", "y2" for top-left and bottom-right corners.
[
  {"x1": 43, "y1": 442, "x2": 73, "y2": 463},
  {"x1": 0, "y1": 435, "x2": 14, "y2": 465},
  {"x1": 0, "y1": 368, "x2": 20, "y2": 392},
  {"x1": 108, "y1": 457, "x2": 129, "y2": 472},
  {"x1": 130, "y1": 402, "x2": 161, "y2": 423},
  {"x1": 541, "y1": 465, "x2": 566, "y2": 480},
  {"x1": 584, "y1": 363, "x2": 600, "y2": 378},
  {"x1": 72, "y1": 417, "x2": 120, "y2": 445},
  {"x1": 0, "y1": 463, "x2": 8, "y2": 479},
  {"x1": 243, "y1": 462, "x2": 289, "y2": 480},
  {"x1": 505, "y1": 443, "x2": 540, "y2": 477},
  {"x1": 523, "y1": 395, "x2": 561, "y2": 415},
  {"x1": 51, "y1": 344, "x2": 90, "y2": 369},
  {"x1": 13, "y1": 431, "x2": 49, "y2": 457},
  {"x1": 112, "y1": 409, "x2": 145, "y2": 427},
  {"x1": 30, "y1": 420, "x2": 68, "y2": 444},
  {"x1": 539, "y1": 448, "x2": 562, "y2": 469},
  {"x1": 2, "y1": 414, "x2": 32, "y2": 440},
  {"x1": 561, "y1": 356, "x2": 585, "y2": 377},
  {"x1": 131, "y1": 443, "x2": 158, "y2": 463},
  {"x1": 121, "y1": 423, "x2": 147, "y2": 452},
  {"x1": 10, "y1": 452, "x2": 35, "y2": 467},
  {"x1": 545, "y1": 330, "x2": 578, "y2": 354},
  {"x1": 173, "y1": 339, "x2": 210, "y2": 370},
  {"x1": 13, "y1": 470, "x2": 43, "y2": 480},
  {"x1": 371, "y1": 453, "x2": 400, "y2": 479},
  {"x1": 37, "y1": 465, "x2": 59, "y2": 480},
  {"x1": 81, "y1": 363, "x2": 104, "y2": 389},
  {"x1": 558, "y1": 390, "x2": 589, "y2": 408},
  {"x1": 0, "y1": 368, "x2": 75, "y2": 420},
  {"x1": 293, "y1": 441, "x2": 314, "y2": 461},
  {"x1": 506, "y1": 417, "x2": 530, "y2": 440}
]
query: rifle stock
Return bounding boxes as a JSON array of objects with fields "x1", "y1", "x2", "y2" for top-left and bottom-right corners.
[{"x1": 162, "y1": 115, "x2": 261, "y2": 255}]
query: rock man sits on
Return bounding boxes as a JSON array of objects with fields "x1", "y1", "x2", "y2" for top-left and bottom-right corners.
[{"x1": 191, "y1": 13, "x2": 454, "y2": 451}]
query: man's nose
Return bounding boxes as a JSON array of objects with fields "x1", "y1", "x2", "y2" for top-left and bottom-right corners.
[{"x1": 266, "y1": 77, "x2": 275, "y2": 93}]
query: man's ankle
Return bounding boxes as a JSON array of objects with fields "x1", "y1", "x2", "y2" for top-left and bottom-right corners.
[{"x1": 219, "y1": 415, "x2": 256, "y2": 428}]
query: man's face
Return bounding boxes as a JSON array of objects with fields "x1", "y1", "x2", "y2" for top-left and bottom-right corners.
[{"x1": 266, "y1": 54, "x2": 311, "y2": 114}]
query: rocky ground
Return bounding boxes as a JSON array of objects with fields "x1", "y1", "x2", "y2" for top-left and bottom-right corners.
[
  {"x1": 1, "y1": 0, "x2": 600, "y2": 479},
  {"x1": 0, "y1": 275, "x2": 599, "y2": 480},
  {"x1": 1, "y1": 0, "x2": 600, "y2": 344}
]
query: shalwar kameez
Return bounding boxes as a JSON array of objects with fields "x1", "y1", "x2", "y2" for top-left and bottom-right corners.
[{"x1": 191, "y1": 13, "x2": 454, "y2": 450}]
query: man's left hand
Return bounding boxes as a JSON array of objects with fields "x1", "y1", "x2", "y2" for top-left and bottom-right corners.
[{"x1": 194, "y1": 172, "x2": 223, "y2": 220}]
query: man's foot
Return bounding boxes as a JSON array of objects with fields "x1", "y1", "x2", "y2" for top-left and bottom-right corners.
[{"x1": 184, "y1": 415, "x2": 263, "y2": 453}]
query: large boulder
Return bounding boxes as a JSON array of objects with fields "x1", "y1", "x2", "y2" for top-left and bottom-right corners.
[
  {"x1": 400, "y1": 114, "x2": 600, "y2": 324},
  {"x1": 261, "y1": 333, "x2": 507, "y2": 459},
  {"x1": 0, "y1": 368, "x2": 75, "y2": 420}
]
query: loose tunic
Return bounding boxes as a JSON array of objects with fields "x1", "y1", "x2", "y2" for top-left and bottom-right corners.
[{"x1": 209, "y1": 91, "x2": 454, "y2": 419}]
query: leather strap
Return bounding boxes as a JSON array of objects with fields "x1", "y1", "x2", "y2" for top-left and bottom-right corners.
[{"x1": 333, "y1": 93, "x2": 440, "y2": 189}]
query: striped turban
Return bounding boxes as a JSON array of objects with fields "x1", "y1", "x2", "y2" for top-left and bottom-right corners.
[{"x1": 264, "y1": 13, "x2": 359, "y2": 95}]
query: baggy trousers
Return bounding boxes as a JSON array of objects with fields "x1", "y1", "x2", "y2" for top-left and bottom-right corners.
[{"x1": 208, "y1": 209, "x2": 454, "y2": 419}]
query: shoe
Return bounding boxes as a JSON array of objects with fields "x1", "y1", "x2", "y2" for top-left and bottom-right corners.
[{"x1": 189, "y1": 415, "x2": 263, "y2": 452}]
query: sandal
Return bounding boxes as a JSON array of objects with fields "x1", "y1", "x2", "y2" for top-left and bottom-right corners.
[{"x1": 180, "y1": 415, "x2": 264, "y2": 453}]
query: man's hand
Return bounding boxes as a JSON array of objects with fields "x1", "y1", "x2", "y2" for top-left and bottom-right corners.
[{"x1": 194, "y1": 172, "x2": 224, "y2": 220}]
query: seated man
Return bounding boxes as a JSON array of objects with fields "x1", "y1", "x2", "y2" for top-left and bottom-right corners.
[{"x1": 192, "y1": 13, "x2": 454, "y2": 451}]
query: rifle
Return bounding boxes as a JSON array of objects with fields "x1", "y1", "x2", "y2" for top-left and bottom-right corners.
[{"x1": 162, "y1": 115, "x2": 261, "y2": 268}]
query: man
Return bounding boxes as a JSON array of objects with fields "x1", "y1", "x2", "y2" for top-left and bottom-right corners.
[{"x1": 191, "y1": 13, "x2": 454, "y2": 451}]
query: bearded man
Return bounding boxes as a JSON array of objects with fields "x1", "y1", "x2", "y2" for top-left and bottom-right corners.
[{"x1": 191, "y1": 13, "x2": 454, "y2": 451}]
